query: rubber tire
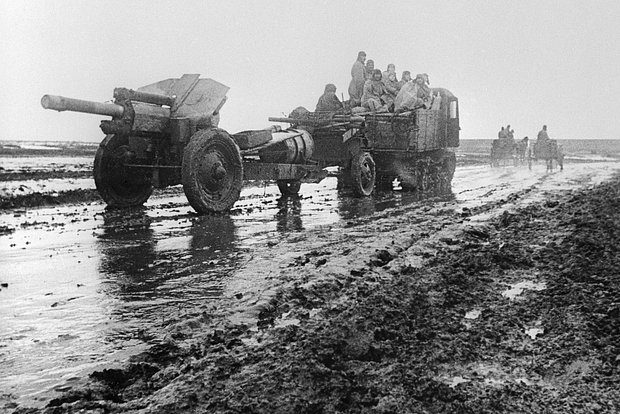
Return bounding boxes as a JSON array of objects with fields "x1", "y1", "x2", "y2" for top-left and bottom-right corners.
[
  {"x1": 182, "y1": 128, "x2": 243, "y2": 214},
  {"x1": 93, "y1": 134, "x2": 153, "y2": 208},
  {"x1": 277, "y1": 180, "x2": 301, "y2": 196},
  {"x1": 350, "y1": 152, "x2": 376, "y2": 197}
]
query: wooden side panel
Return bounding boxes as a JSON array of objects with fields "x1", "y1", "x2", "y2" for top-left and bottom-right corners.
[{"x1": 416, "y1": 110, "x2": 441, "y2": 151}]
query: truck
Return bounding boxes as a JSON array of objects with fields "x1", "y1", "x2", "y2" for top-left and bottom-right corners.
[{"x1": 269, "y1": 88, "x2": 460, "y2": 196}]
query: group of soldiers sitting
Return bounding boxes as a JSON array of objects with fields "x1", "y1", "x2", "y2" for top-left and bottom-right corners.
[
  {"x1": 498, "y1": 124, "x2": 516, "y2": 143},
  {"x1": 314, "y1": 51, "x2": 440, "y2": 113},
  {"x1": 497, "y1": 124, "x2": 552, "y2": 148}
]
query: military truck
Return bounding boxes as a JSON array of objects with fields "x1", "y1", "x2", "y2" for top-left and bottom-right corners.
[{"x1": 269, "y1": 88, "x2": 460, "y2": 195}]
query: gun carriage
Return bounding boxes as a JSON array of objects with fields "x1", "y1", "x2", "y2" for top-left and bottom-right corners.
[{"x1": 42, "y1": 74, "x2": 331, "y2": 214}]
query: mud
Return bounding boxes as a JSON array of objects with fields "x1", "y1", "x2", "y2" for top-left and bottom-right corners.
[{"x1": 2, "y1": 140, "x2": 620, "y2": 413}]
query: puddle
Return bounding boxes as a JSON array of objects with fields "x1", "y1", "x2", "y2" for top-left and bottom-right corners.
[
  {"x1": 446, "y1": 376, "x2": 470, "y2": 388},
  {"x1": 464, "y1": 309, "x2": 481, "y2": 320},
  {"x1": 274, "y1": 311, "x2": 301, "y2": 328},
  {"x1": 525, "y1": 327, "x2": 544, "y2": 339},
  {"x1": 501, "y1": 281, "x2": 547, "y2": 300}
]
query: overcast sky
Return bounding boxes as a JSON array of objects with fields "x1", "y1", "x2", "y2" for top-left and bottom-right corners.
[{"x1": 2, "y1": 0, "x2": 619, "y2": 142}]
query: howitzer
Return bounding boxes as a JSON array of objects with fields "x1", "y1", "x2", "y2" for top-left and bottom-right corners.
[{"x1": 41, "y1": 74, "x2": 329, "y2": 213}]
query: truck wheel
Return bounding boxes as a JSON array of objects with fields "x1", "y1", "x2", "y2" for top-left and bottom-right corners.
[
  {"x1": 443, "y1": 151, "x2": 457, "y2": 183},
  {"x1": 277, "y1": 180, "x2": 301, "y2": 196},
  {"x1": 182, "y1": 128, "x2": 243, "y2": 214},
  {"x1": 94, "y1": 134, "x2": 153, "y2": 208},
  {"x1": 350, "y1": 152, "x2": 376, "y2": 196}
]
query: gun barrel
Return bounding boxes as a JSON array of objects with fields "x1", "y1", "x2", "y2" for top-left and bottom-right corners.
[
  {"x1": 268, "y1": 115, "x2": 365, "y2": 124},
  {"x1": 41, "y1": 95, "x2": 125, "y2": 118}
]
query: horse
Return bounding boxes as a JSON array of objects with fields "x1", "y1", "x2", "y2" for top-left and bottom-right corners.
[
  {"x1": 531, "y1": 140, "x2": 564, "y2": 171},
  {"x1": 515, "y1": 138, "x2": 529, "y2": 165}
]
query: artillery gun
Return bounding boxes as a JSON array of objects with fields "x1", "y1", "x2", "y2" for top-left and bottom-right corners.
[
  {"x1": 270, "y1": 88, "x2": 460, "y2": 194},
  {"x1": 41, "y1": 74, "x2": 331, "y2": 213}
]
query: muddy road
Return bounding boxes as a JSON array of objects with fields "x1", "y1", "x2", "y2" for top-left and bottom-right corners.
[{"x1": 1, "y1": 147, "x2": 620, "y2": 410}]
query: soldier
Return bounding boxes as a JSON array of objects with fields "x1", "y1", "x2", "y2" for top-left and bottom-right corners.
[
  {"x1": 315, "y1": 84, "x2": 344, "y2": 112},
  {"x1": 498, "y1": 126, "x2": 507, "y2": 139},
  {"x1": 382, "y1": 64, "x2": 398, "y2": 83},
  {"x1": 537, "y1": 125, "x2": 550, "y2": 142},
  {"x1": 382, "y1": 64, "x2": 399, "y2": 99},
  {"x1": 362, "y1": 69, "x2": 390, "y2": 112},
  {"x1": 397, "y1": 71, "x2": 412, "y2": 90},
  {"x1": 365, "y1": 59, "x2": 375, "y2": 80},
  {"x1": 506, "y1": 124, "x2": 514, "y2": 141},
  {"x1": 414, "y1": 73, "x2": 431, "y2": 107},
  {"x1": 348, "y1": 51, "x2": 367, "y2": 107}
]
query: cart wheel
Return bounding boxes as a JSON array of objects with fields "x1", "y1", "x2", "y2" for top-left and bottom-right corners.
[
  {"x1": 277, "y1": 180, "x2": 301, "y2": 196},
  {"x1": 182, "y1": 128, "x2": 243, "y2": 214},
  {"x1": 350, "y1": 152, "x2": 376, "y2": 197},
  {"x1": 94, "y1": 134, "x2": 153, "y2": 208}
]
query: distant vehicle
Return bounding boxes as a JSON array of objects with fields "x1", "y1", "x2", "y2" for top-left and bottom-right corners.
[{"x1": 490, "y1": 139, "x2": 518, "y2": 167}]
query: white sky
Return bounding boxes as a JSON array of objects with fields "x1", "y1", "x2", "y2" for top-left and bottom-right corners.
[{"x1": 1, "y1": 0, "x2": 619, "y2": 141}]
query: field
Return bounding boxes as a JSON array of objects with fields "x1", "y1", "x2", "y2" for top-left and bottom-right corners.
[{"x1": 1, "y1": 139, "x2": 620, "y2": 413}]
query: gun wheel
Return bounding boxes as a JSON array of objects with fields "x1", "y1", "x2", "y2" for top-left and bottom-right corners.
[
  {"x1": 94, "y1": 134, "x2": 153, "y2": 208},
  {"x1": 182, "y1": 128, "x2": 243, "y2": 214},
  {"x1": 277, "y1": 180, "x2": 301, "y2": 196},
  {"x1": 350, "y1": 152, "x2": 376, "y2": 197}
]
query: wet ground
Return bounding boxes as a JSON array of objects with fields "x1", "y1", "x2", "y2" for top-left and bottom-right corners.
[{"x1": 1, "y1": 140, "x2": 620, "y2": 412}]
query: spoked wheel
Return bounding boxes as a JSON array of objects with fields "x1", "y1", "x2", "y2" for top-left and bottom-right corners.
[
  {"x1": 277, "y1": 180, "x2": 301, "y2": 196},
  {"x1": 182, "y1": 128, "x2": 243, "y2": 214},
  {"x1": 350, "y1": 152, "x2": 376, "y2": 197},
  {"x1": 94, "y1": 134, "x2": 153, "y2": 208}
]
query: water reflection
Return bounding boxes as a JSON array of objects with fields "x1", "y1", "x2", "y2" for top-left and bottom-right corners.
[
  {"x1": 94, "y1": 211, "x2": 242, "y2": 344},
  {"x1": 337, "y1": 185, "x2": 455, "y2": 220},
  {"x1": 337, "y1": 196, "x2": 378, "y2": 219},
  {"x1": 275, "y1": 196, "x2": 304, "y2": 232},
  {"x1": 96, "y1": 210, "x2": 241, "y2": 301},
  {"x1": 189, "y1": 214, "x2": 238, "y2": 262},
  {"x1": 97, "y1": 209, "x2": 158, "y2": 297}
]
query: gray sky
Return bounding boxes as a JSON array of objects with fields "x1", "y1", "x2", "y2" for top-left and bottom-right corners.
[{"x1": 2, "y1": 0, "x2": 619, "y2": 141}]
